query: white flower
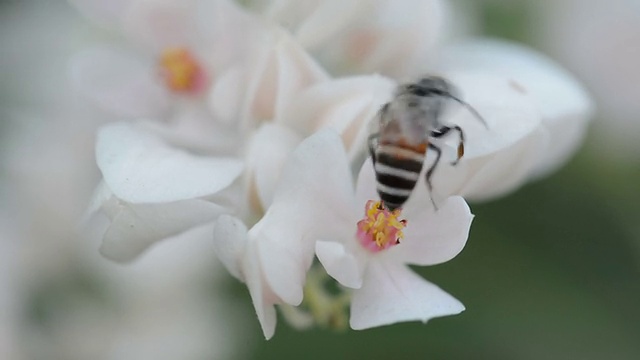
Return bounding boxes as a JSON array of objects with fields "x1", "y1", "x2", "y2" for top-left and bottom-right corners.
[
  {"x1": 213, "y1": 129, "x2": 472, "y2": 335},
  {"x1": 70, "y1": 0, "x2": 256, "y2": 118},
  {"x1": 89, "y1": 122, "x2": 243, "y2": 262},
  {"x1": 304, "y1": 132, "x2": 472, "y2": 329},
  {"x1": 249, "y1": 0, "x2": 451, "y2": 78}
]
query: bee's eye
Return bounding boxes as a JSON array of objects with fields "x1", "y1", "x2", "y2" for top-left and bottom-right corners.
[{"x1": 408, "y1": 85, "x2": 429, "y2": 97}]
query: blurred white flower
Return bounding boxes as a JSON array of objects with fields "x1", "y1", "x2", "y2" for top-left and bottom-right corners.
[
  {"x1": 89, "y1": 27, "x2": 331, "y2": 261},
  {"x1": 69, "y1": 0, "x2": 256, "y2": 118},
  {"x1": 534, "y1": 0, "x2": 639, "y2": 160},
  {"x1": 248, "y1": 0, "x2": 452, "y2": 78}
]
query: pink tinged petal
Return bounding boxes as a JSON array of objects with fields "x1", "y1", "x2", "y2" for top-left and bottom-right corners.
[
  {"x1": 212, "y1": 215, "x2": 248, "y2": 281},
  {"x1": 69, "y1": 47, "x2": 170, "y2": 118},
  {"x1": 248, "y1": 130, "x2": 356, "y2": 304},
  {"x1": 439, "y1": 39, "x2": 594, "y2": 178},
  {"x1": 96, "y1": 122, "x2": 243, "y2": 204},
  {"x1": 275, "y1": 0, "x2": 368, "y2": 51},
  {"x1": 280, "y1": 75, "x2": 395, "y2": 159},
  {"x1": 69, "y1": 0, "x2": 133, "y2": 28},
  {"x1": 247, "y1": 123, "x2": 303, "y2": 210},
  {"x1": 391, "y1": 196, "x2": 473, "y2": 266},
  {"x1": 349, "y1": 261, "x2": 464, "y2": 330},
  {"x1": 315, "y1": 240, "x2": 365, "y2": 289},
  {"x1": 242, "y1": 29, "x2": 329, "y2": 129},
  {"x1": 122, "y1": 0, "x2": 196, "y2": 51},
  {"x1": 100, "y1": 199, "x2": 227, "y2": 263}
]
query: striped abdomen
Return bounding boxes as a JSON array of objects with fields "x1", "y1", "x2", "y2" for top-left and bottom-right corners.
[{"x1": 373, "y1": 142, "x2": 427, "y2": 211}]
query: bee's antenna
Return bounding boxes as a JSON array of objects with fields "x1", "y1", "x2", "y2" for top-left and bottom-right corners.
[{"x1": 446, "y1": 94, "x2": 489, "y2": 129}]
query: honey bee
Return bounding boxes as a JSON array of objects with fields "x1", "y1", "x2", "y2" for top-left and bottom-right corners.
[{"x1": 368, "y1": 76, "x2": 487, "y2": 211}]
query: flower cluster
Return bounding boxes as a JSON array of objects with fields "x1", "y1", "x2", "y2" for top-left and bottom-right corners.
[{"x1": 76, "y1": 0, "x2": 593, "y2": 339}]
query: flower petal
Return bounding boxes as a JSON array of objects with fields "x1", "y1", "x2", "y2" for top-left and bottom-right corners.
[
  {"x1": 100, "y1": 198, "x2": 227, "y2": 263},
  {"x1": 390, "y1": 196, "x2": 473, "y2": 266},
  {"x1": 69, "y1": 0, "x2": 133, "y2": 28},
  {"x1": 212, "y1": 215, "x2": 248, "y2": 281},
  {"x1": 242, "y1": 242, "x2": 278, "y2": 340},
  {"x1": 438, "y1": 38, "x2": 594, "y2": 177},
  {"x1": 122, "y1": 0, "x2": 196, "y2": 51},
  {"x1": 246, "y1": 123, "x2": 303, "y2": 210},
  {"x1": 249, "y1": 129, "x2": 356, "y2": 304},
  {"x1": 442, "y1": 71, "x2": 542, "y2": 158},
  {"x1": 96, "y1": 122, "x2": 243, "y2": 203},
  {"x1": 315, "y1": 240, "x2": 365, "y2": 289},
  {"x1": 240, "y1": 28, "x2": 329, "y2": 130},
  {"x1": 69, "y1": 47, "x2": 170, "y2": 118},
  {"x1": 350, "y1": 260, "x2": 464, "y2": 330},
  {"x1": 279, "y1": 75, "x2": 395, "y2": 159}
]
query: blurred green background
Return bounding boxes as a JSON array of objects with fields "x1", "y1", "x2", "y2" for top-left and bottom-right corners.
[{"x1": 1, "y1": 0, "x2": 639, "y2": 359}]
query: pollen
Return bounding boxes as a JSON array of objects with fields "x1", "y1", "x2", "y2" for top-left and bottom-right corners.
[
  {"x1": 356, "y1": 200, "x2": 407, "y2": 253},
  {"x1": 159, "y1": 48, "x2": 207, "y2": 94}
]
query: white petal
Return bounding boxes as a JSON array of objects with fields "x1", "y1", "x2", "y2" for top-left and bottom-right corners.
[
  {"x1": 69, "y1": 47, "x2": 170, "y2": 118},
  {"x1": 122, "y1": 0, "x2": 196, "y2": 51},
  {"x1": 434, "y1": 128, "x2": 548, "y2": 201},
  {"x1": 443, "y1": 71, "x2": 542, "y2": 158},
  {"x1": 96, "y1": 122, "x2": 243, "y2": 203},
  {"x1": 315, "y1": 241, "x2": 365, "y2": 289},
  {"x1": 246, "y1": 123, "x2": 303, "y2": 209},
  {"x1": 354, "y1": 158, "x2": 380, "y2": 208},
  {"x1": 390, "y1": 196, "x2": 473, "y2": 266},
  {"x1": 249, "y1": 130, "x2": 356, "y2": 304},
  {"x1": 242, "y1": 242, "x2": 278, "y2": 340},
  {"x1": 100, "y1": 199, "x2": 227, "y2": 263},
  {"x1": 438, "y1": 39, "x2": 594, "y2": 177},
  {"x1": 350, "y1": 260, "x2": 464, "y2": 330},
  {"x1": 69, "y1": 0, "x2": 133, "y2": 28},
  {"x1": 279, "y1": 75, "x2": 395, "y2": 159},
  {"x1": 241, "y1": 28, "x2": 328, "y2": 129},
  {"x1": 313, "y1": 0, "x2": 449, "y2": 78},
  {"x1": 212, "y1": 215, "x2": 248, "y2": 281}
]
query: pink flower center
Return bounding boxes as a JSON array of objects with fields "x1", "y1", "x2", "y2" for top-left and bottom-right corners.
[
  {"x1": 159, "y1": 48, "x2": 208, "y2": 95},
  {"x1": 356, "y1": 200, "x2": 407, "y2": 253}
]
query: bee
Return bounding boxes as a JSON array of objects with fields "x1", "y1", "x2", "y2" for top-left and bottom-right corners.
[{"x1": 368, "y1": 75, "x2": 487, "y2": 211}]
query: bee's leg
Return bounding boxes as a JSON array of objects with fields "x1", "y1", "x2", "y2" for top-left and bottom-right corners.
[
  {"x1": 425, "y1": 143, "x2": 442, "y2": 210},
  {"x1": 367, "y1": 132, "x2": 379, "y2": 165},
  {"x1": 431, "y1": 125, "x2": 465, "y2": 165}
]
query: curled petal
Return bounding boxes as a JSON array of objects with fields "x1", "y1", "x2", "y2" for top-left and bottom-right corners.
[
  {"x1": 350, "y1": 260, "x2": 464, "y2": 330},
  {"x1": 240, "y1": 28, "x2": 329, "y2": 129},
  {"x1": 96, "y1": 122, "x2": 243, "y2": 204},
  {"x1": 242, "y1": 242, "x2": 278, "y2": 340},
  {"x1": 249, "y1": 130, "x2": 355, "y2": 304},
  {"x1": 70, "y1": 47, "x2": 170, "y2": 118},
  {"x1": 100, "y1": 198, "x2": 227, "y2": 263},
  {"x1": 315, "y1": 241, "x2": 365, "y2": 289},
  {"x1": 212, "y1": 215, "x2": 248, "y2": 281}
]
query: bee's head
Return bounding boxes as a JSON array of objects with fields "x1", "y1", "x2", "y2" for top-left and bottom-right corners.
[{"x1": 399, "y1": 76, "x2": 452, "y2": 97}]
